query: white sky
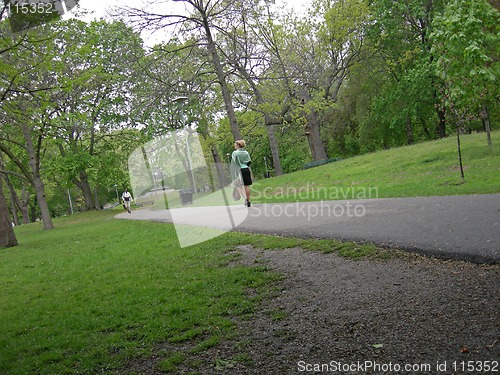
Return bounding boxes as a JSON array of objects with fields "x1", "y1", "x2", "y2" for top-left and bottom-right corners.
[
  {"x1": 73, "y1": 0, "x2": 310, "y2": 17},
  {"x1": 66, "y1": 0, "x2": 312, "y2": 46}
]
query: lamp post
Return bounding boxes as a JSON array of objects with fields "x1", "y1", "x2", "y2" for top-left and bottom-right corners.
[
  {"x1": 67, "y1": 189, "x2": 74, "y2": 215},
  {"x1": 156, "y1": 168, "x2": 169, "y2": 209},
  {"x1": 153, "y1": 170, "x2": 159, "y2": 190}
]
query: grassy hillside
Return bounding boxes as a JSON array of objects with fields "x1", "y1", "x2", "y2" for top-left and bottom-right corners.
[{"x1": 252, "y1": 131, "x2": 500, "y2": 203}]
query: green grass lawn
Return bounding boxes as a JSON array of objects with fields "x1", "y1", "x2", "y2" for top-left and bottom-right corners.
[
  {"x1": 0, "y1": 211, "x2": 274, "y2": 374},
  {"x1": 251, "y1": 131, "x2": 500, "y2": 203},
  {"x1": 1, "y1": 211, "x2": 385, "y2": 374}
]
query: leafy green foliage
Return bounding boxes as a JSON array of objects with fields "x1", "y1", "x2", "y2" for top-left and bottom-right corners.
[
  {"x1": 430, "y1": 0, "x2": 499, "y2": 120},
  {"x1": 360, "y1": 0, "x2": 448, "y2": 147},
  {"x1": 1, "y1": 18, "x2": 145, "y2": 215}
]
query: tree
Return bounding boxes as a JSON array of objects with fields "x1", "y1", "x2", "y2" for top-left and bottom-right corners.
[
  {"x1": 0, "y1": 175, "x2": 18, "y2": 247},
  {"x1": 287, "y1": 0, "x2": 370, "y2": 160},
  {"x1": 46, "y1": 19, "x2": 145, "y2": 210},
  {"x1": 133, "y1": 39, "x2": 234, "y2": 187},
  {"x1": 431, "y1": 0, "x2": 499, "y2": 148},
  {"x1": 118, "y1": 0, "x2": 244, "y2": 141},
  {"x1": 0, "y1": 17, "x2": 65, "y2": 229},
  {"x1": 367, "y1": 0, "x2": 448, "y2": 140},
  {"x1": 217, "y1": 2, "x2": 297, "y2": 175},
  {"x1": 0, "y1": 155, "x2": 31, "y2": 224},
  {"x1": 0, "y1": 18, "x2": 59, "y2": 230}
]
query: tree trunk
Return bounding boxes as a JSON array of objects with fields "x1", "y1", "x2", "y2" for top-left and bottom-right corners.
[
  {"x1": 0, "y1": 178, "x2": 18, "y2": 247},
  {"x1": 210, "y1": 144, "x2": 228, "y2": 188},
  {"x1": 456, "y1": 126, "x2": 465, "y2": 180},
  {"x1": 0, "y1": 157, "x2": 20, "y2": 225},
  {"x1": 406, "y1": 116, "x2": 414, "y2": 145},
  {"x1": 20, "y1": 187, "x2": 30, "y2": 224},
  {"x1": 30, "y1": 196, "x2": 37, "y2": 223},
  {"x1": 232, "y1": 61, "x2": 284, "y2": 176},
  {"x1": 73, "y1": 171, "x2": 94, "y2": 211},
  {"x1": 267, "y1": 123, "x2": 283, "y2": 176},
  {"x1": 20, "y1": 122, "x2": 54, "y2": 229},
  {"x1": 94, "y1": 186, "x2": 100, "y2": 210},
  {"x1": 173, "y1": 140, "x2": 196, "y2": 192},
  {"x1": 6, "y1": 177, "x2": 20, "y2": 226},
  {"x1": 300, "y1": 88, "x2": 328, "y2": 161},
  {"x1": 482, "y1": 104, "x2": 492, "y2": 148},
  {"x1": 202, "y1": 15, "x2": 241, "y2": 141},
  {"x1": 436, "y1": 104, "x2": 446, "y2": 138},
  {"x1": 305, "y1": 119, "x2": 328, "y2": 161}
]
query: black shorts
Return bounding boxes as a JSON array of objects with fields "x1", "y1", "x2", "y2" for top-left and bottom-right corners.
[{"x1": 240, "y1": 168, "x2": 252, "y2": 186}]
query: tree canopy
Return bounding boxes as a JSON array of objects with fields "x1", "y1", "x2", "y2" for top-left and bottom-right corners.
[{"x1": 0, "y1": 0, "x2": 498, "y2": 242}]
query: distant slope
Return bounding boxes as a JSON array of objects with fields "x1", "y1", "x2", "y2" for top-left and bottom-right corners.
[{"x1": 253, "y1": 131, "x2": 500, "y2": 203}]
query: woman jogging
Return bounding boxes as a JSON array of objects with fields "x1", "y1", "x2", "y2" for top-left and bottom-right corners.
[{"x1": 230, "y1": 140, "x2": 252, "y2": 207}]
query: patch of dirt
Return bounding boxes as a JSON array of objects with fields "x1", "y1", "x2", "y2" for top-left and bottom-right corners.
[{"x1": 130, "y1": 246, "x2": 500, "y2": 374}]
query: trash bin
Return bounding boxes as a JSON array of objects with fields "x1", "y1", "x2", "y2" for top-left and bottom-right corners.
[{"x1": 179, "y1": 189, "x2": 193, "y2": 206}]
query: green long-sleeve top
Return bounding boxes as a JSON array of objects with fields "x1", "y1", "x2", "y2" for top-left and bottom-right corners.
[{"x1": 230, "y1": 148, "x2": 251, "y2": 181}]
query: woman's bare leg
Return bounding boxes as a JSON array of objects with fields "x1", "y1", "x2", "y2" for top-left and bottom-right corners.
[{"x1": 244, "y1": 186, "x2": 251, "y2": 206}]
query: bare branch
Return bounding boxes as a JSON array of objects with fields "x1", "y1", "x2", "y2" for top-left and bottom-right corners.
[
  {"x1": 0, "y1": 143, "x2": 33, "y2": 184},
  {"x1": 0, "y1": 169, "x2": 30, "y2": 182}
]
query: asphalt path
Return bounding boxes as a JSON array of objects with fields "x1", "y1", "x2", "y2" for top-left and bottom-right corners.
[{"x1": 115, "y1": 194, "x2": 500, "y2": 263}]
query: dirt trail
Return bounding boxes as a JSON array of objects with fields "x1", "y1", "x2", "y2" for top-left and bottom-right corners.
[
  {"x1": 239, "y1": 247, "x2": 499, "y2": 373},
  {"x1": 184, "y1": 247, "x2": 499, "y2": 374}
]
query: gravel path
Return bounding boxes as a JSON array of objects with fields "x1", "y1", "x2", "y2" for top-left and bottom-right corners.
[
  {"x1": 219, "y1": 247, "x2": 499, "y2": 374},
  {"x1": 127, "y1": 246, "x2": 499, "y2": 374}
]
